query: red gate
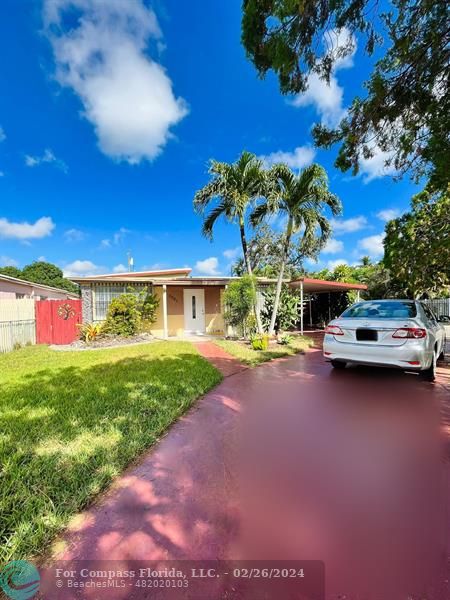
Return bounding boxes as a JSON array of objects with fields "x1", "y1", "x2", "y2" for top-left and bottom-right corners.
[{"x1": 36, "y1": 299, "x2": 82, "y2": 345}]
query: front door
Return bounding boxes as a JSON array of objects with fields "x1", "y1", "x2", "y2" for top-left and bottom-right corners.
[{"x1": 183, "y1": 289, "x2": 205, "y2": 333}]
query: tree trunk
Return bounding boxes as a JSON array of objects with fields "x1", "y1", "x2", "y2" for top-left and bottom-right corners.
[
  {"x1": 240, "y1": 219, "x2": 263, "y2": 334},
  {"x1": 268, "y1": 218, "x2": 293, "y2": 336}
]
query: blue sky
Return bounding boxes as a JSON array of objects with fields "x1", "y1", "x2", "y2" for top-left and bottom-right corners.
[{"x1": 0, "y1": 0, "x2": 419, "y2": 278}]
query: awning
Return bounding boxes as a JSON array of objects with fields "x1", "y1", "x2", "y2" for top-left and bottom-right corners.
[{"x1": 290, "y1": 277, "x2": 367, "y2": 293}]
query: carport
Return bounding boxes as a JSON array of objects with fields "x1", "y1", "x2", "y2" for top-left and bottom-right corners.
[{"x1": 289, "y1": 277, "x2": 368, "y2": 334}]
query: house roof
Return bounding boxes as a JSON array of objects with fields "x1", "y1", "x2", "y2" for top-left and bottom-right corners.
[
  {"x1": 290, "y1": 277, "x2": 368, "y2": 293},
  {"x1": 0, "y1": 273, "x2": 79, "y2": 297},
  {"x1": 72, "y1": 268, "x2": 192, "y2": 282}
]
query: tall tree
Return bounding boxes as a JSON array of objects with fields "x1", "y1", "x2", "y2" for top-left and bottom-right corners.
[
  {"x1": 21, "y1": 261, "x2": 79, "y2": 294},
  {"x1": 0, "y1": 266, "x2": 22, "y2": 278},
  {"x1": 242, "y1": 0, "x2": 449, "y2": 191},
  {"x1": 384, "y1": 186, "x2": 450, "y2": 298},
  {"x1": 193, "y1": 151, "x2": 266, "y2": 332},
  {"x1": 252, "y1": 163, "x2": 341, "y2": 335}
]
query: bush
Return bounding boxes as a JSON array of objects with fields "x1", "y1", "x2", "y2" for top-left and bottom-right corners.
[
  {"x1": 135, "y1": 288, "x2": 159, "y2": 331},
  {"x1": 223, "y1": 275, "x2": 257, "y2": 338},
  {"x1": 261, "y1": 285, "x2": 301, "y2": 333},
  {"x1": 278, "y1": 333, "x2": 293, "y2": 345},
  {"x1": 104, "y1": 294, "x2": 141, "y2": 336},
  {"x1": 250, "y1": 334, "x2": 269, "y2": 351}
]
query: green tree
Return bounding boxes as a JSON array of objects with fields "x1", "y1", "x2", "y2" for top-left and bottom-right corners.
[
  {"x1": 104, "y1": 293, "x2": 141, "y2": 336},
  {"x1": 21, "y1": 261, "x2": 79, "y2": 294},
  {"x1": 252, "y1": 163, "x2": 341, "y2": 335},
  {"x1": 223, "y1": 275, "x2": 257, "y2": 338},
  {"x1": 261, "y1": 285, "x2": 301, "y2": 332},
  {"x1": 0, "y1": 266, "x2": 22, "y2": 278},
  {"x1": 194, "y1": 151, "x2": 266, "y2": 332},
  {"x1": 242, "y1": 0, "x2": 449, "y2": 191},
  {"x1": 384, "y1": 186, "x2": 450, "y2": 297},
  {"x1": 231, "y1": 223, "x2": 304, "y2": 278}
]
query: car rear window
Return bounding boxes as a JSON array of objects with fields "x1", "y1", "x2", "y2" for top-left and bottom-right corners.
[{"x1": 341, "y1": 301, "x2": 417, "y2": 319}]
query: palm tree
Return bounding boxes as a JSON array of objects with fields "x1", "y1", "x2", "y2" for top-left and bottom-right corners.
[
  {"x1": 193, "y1": 151, "x2": 266, "y2": 333},
  {"x1": 252, "y1": 163, "x2": 342, "y2": 336}
]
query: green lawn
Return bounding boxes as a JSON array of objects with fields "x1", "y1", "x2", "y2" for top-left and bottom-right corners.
[
  {"x1": 214, "y1": 335, "x2": 314, "y2": 367},
  {"x1": 0, "y1": 342, "x2": 221, "y2": 563}
]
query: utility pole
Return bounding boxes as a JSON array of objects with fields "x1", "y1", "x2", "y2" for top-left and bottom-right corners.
[{"x1": 127, "y1": 252, "x2": 134, "y2": 272}]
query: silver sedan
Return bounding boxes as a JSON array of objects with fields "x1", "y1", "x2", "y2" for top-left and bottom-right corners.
[{"x1": 323, "y1": 299, "x2": 446, "y2": 381}]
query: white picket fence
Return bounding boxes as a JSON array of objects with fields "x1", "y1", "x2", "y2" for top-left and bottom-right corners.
[{"x1": 0, "y1": 299, "x2": 36, "y2": 353}]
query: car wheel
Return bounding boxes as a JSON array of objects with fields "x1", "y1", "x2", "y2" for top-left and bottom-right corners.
[
  {"x1": 438, "y1": 342, "x2": 445, "y2": 361},
  {"x1": 331, "y1": 360, "x2": 346, "y2": 369},
  {"x1": 421, "y1": 352, "x2": 436, "y2": 382}
]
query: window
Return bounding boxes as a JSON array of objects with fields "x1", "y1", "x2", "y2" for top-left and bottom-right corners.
[
  {"x1": 192, "y1": 295, "x2": 196, "y2": 319},
  {"x1": 341, "y1": 301, "x2": 417, "y2": 319},
  {"x1": 93, "y1": 283, "x2": 152, "y2": 321}
]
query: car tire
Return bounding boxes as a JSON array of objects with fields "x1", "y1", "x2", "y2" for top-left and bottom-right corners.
[
  {"x1": 331, "y1": 360, "x2": 346, "y2": 369},
  {"x1": 421, "y1": 352, "x2": 436, "y2": 382}
]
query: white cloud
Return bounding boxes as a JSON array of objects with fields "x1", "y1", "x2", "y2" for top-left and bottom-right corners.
[
  {"x1": 330, "y1": 216, "x2": 367, "y2": 233},
  {"x1": 44, "y1": 0, "x2": 188, "y2": 164},
  {"x1": 0, "y1": 171, "x2": 4, "y2": 177},
  {"x1": 195, "y1": 257, "x2": 220, "y2": 276},
  {"x1": 0, "y1": 127, "x2": 5, "y2": 142},
  {"x1": 63, "y1": 259, "x2": 104, "y2": 277},
  {"x1": 0, "y1": 255, "x2": 19, "y2": 267},
  {"x1": 113, "y1": 227, "x2": 130, "y2": 244},
  {"x1": 291, "y1": 28, "x2": 356, "y2": 128},
  {"x1": 223, "y1": 247, "x2": 240, "y2": 260},
  {"x1": 64, "y1": 228, "x2": 84, "y2": 242},
  {"x1": 377, "y1": 208, "x2": 400, "y2": 221},
  {"x1": 327, "y1": 258, "x2": 348, "y2": 270},
  {"x1": 0, "y1": 216, "x2": 55, "y2": 239},
  {"x1": 24, "y1": 148, "x2": 68, "y2": 172},
  {"x1": 260, "y1": 145, "x2": 316, "y2": 170},
  {"x1": 358, "y1": 233, "x2": 385, "y2": 257},
  {"x1": 100, "y1": 239, "x2": 111, "y2": 249},
  {"x1": 359, "y1": 146, "x2": 397, "y2": 183},
  {"x1": 113, "y1": 263, "x2": 127, "y2": 273},
  {"x1": 321, "y1": 238, "x2": 344, "y2": 254}
]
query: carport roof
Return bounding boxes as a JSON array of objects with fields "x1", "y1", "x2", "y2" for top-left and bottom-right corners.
[{"x1": 290, "y1": 277, "x2": 367, "y2": 293}]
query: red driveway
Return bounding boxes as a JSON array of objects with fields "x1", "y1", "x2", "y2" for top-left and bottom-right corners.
[{"x1": 51, "y1": 347, "x2": 450, "y2": 599}]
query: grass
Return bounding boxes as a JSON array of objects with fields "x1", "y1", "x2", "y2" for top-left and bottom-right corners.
[
  {"x1": 214, "y1": 335, "x2": 314, "y2": 367},
  {"x1": 0, "y1": 342, "x2": 221, "y2": 564}
]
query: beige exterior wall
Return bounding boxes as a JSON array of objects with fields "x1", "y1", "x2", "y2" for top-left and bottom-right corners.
[{"x1": 150, "y1": 285, "x2": 225, "y2": 337}]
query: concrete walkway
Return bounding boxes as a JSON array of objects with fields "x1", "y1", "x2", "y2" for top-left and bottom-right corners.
[
  {"x1": 50, "y1": 348, "x2": 450, "y2": 599},
  {"x1": 194, "y1": 340, "x2": 247, "y2": 377}
]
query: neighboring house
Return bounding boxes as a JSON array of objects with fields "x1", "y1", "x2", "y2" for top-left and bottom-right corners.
[
  {"x1": 0, "y1": 273, "x2": 79, "y2": 300},
  {"x1": 70, "y1": 268, "x2": 367, "y2": 337}
]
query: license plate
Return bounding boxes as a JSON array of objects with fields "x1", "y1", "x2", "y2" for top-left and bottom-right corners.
[{"x1": 356, "y1": 328, "x2": 378, "y2": 341}]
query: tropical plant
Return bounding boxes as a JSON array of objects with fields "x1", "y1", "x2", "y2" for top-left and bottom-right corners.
[
  {"x1": 223, "y1": 275, "x2": 257, "y2": 338},
  {"x1": 194, "y1": 151, "x2": 266, "y2": 332},
  {"x1": 132, "y1": 287, "x2": 159, "y2": 331},
  {"x1": 78, "y1": 322, "x2": 103, "y2": 343},
  {"x1": 261, "y1": 285, "x2": 301, "y2": 333},
  {"x1": 252, "y1": 163, "x2": 341, "y2": 335},
  {"x1": 104, "y1": 293, "x2": 141, "y2": 337},
  {"x1": 278, "y1": 333, "x2": 293, "y2": 345},
  {"x1": 242, "y1": 0, "x2": 449, "y2": 192}
]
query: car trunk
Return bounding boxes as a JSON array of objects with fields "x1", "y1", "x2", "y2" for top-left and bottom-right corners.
[{"x1": 333, "y1": 318, "x2": 422, "y2": 347}]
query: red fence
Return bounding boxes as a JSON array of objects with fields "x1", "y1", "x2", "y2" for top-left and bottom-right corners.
[{"x1": 36, "y1": 299, "x2": 82, "y2": 345}]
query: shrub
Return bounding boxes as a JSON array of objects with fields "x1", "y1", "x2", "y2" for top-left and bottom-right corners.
[
  {"x1": 104, "y1": 293, "x2": 141, "y2": 336},
  {"x1": 78, "y1": 323, "x2": 103, "y2": 343},
  {"x1": 250, "y1": 334, "x2": 269, "y2": 351},
  {"x1": 136, "y1": 289, "x2": 159, "y2": 331},
  {"x1": 278, "y1": 333, "x2": 293, "y2": 345},
  {"x1": 223, "y1": 275, "x2": 257, "y2": 338},
  {"x1": 261, "y1": 285, "x2": 300, "y2": 333}
]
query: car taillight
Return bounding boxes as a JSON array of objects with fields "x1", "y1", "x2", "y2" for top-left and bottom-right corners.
[
  {"x1": 392, "y1": 328, "x2": 427, "y2": 339},
  {"x1": 325, "y1": 325, "x2": 344, "y2": 336}
]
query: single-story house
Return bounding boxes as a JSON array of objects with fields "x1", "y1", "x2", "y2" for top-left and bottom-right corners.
[
  {"x1": 0, "y1": 273, "x2": 79, "y2": 301},
  {"x1": 70, "y1": 268, "x2": 367, "y2": 337}
]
